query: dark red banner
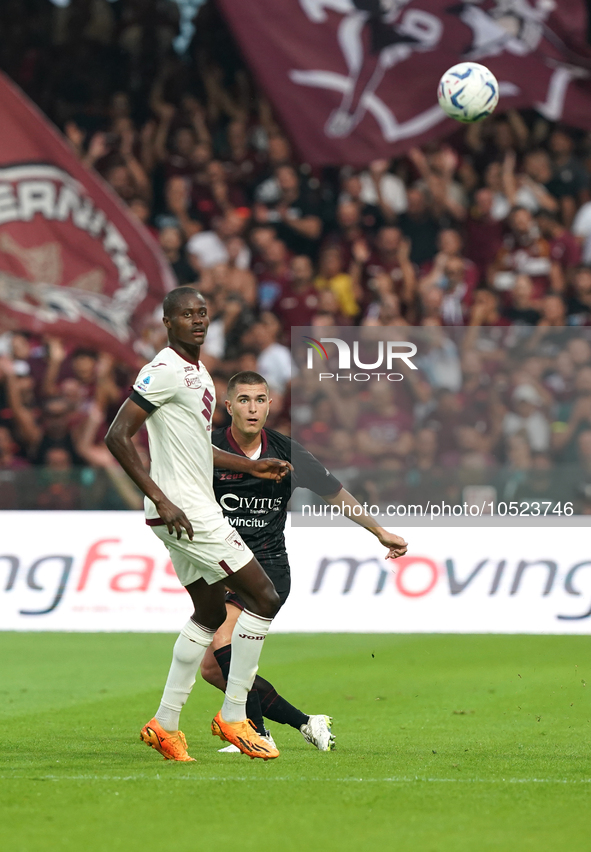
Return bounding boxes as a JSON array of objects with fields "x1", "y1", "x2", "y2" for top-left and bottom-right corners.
[
  {"x1": 219, "y1": 0, "x2": 591, "y2": 165},
  {"x1": 0, "y1": 73, "x2": 175, "y2": 366}
]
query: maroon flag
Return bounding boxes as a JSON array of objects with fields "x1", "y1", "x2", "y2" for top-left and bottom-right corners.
[
  {"x1": 0, "y1": 73, "x2": 175, "y2": 366},
  {"x1": 219, "y1": 0, "x2": 591, "y2": 165}
]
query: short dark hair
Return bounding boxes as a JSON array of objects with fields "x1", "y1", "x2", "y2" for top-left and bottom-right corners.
[
  {"x1": 227, "y1": 371, "x2": 269, "y2": 397},
  {"x1": 72, "y1": 348, "x2": 98, "y2": 360},
  {"x1": 162, "y1": 286, "x2": 201, "y2": 317}
]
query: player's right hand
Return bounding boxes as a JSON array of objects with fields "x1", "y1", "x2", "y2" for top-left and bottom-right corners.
[
  {"x1": 154, "y1": 496, "x2": 194, "y2": 540},
  {"x1": 378, "y1": 531, "x2": 408, "y2": 559}
]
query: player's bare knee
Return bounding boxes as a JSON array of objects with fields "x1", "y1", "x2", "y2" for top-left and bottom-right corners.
[
  {"x1": 191, "y1": 607, "x2": 225, "y2": 633},
  {"x1": 255, "y1": 585, "x2": 281, "y2": 619}
]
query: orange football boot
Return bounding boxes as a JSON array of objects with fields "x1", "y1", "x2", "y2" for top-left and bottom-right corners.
[
  {"x1": 140, "y1": 717, "x2": 195, "y2": 762},
  {"x1": 211, "y1": 711, "x2": 280, "y2": 760}
]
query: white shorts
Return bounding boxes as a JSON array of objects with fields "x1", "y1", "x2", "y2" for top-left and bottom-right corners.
[{"x1": 151, "y1": 519, "x2": 254, "y2": 586}]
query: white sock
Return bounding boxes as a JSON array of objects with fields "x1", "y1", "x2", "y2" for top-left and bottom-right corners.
[
  {"x1": 221, "y1": 609, "x2": 273, "y2": 723},
  {"x1": 154, "y1": 619, "x2": 215, "y2": 732}
]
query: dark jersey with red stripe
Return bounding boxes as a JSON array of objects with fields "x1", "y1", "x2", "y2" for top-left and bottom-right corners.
[{"x1": 212, "y1": 427, "x2": 341, "y2": 578}]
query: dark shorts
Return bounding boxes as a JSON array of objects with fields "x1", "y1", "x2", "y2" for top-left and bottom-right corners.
[{"x1": 225, "y1": 559, "x2": 291, "y2": 611}]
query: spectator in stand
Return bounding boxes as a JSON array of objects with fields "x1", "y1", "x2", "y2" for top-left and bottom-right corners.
[
  {"x1": 161, "y1": 175, "x2": 202, "y2": 239},
  {"x1": 362, "y1": 292, "x2": 409, "y2": 327},
  {"x1": 419, "y1": 286, "x2": 445, "y2": 326},
  {"x1": 567, "y1": 266, "x2": 591, "y2": 326},
  {"x1": 186, "y1": 210, "x2": 249, "y2": 273},
  {"x1": 503, "y1": 275, "x2": 541, "y2": 326},
  {"x1": 204, "y1": 261, "x2": 257, "y2": 310},
  {"x1": 419, "y1": 255, "x2": 477, "y2": 326},
  {"x1": 509, "y1": 149, "x2": 559, "y2": 214},
  {"x1": 151, "y1": 93, "x2": 211, "y2": 179},
  {"x1": 571, "y1": 195, "x2": 591, "y2": 265},
  {"x1": 351, "y1": 226, "x2": 416, "y2": 315},
  {"x1": 203, "y1": 290, "x2": 255, "y2": 366},
  {"x1": 552, "y1": 365, "x2": 591, "y2": 461},
  {"x1": 502, "y1": 384, "x2": 551, "y2": 453},
  {"x1": 254, "y1": 237, "x2": 292, "y2": 311},
  {"x1": 312, "y1": 289, "x2": 354, "y2": 327},
  {"x1": 128, "y1": 197, "x2": 158, "y2": 239},
  {"x1": 469, "y1": 289, "x2": 511, "y2": 327},
  {"x1": 489, "y1": 207, "x2": 561, "y2": 300},
  {"x1": 159, "y1": 225, "x2": 198, "y2": 286},
  {"x1": 101, "y1": 124, "x2": 151, "y2": 204},
  {"x1": 356, "y1": 159, "x2": 407, "y2": 223},
  {"x1": 547, "y1": 127, "x2": 589, "y2": 227},
  {"x1": 419, "y1": 229, "x2": 479, "y2": 325},
  {"x1": 315, "y1": 246, "x2": 360, "y2": 320},
  {"x1": 253, "y1": 133, "x2": 296, "y2": 203},
  {"x1": 544, "y1": 349, "x2": 576, "y2": 403},
  {"x1": 464, "y1": 111, "x2": 530, "y2": 173},
  {"x1": 272, "y1": 255, "x2": 319, "y2": 339},
  {"x1": 191, "y1": 159, "x2": 249, "y2": 229},
  {"x1": 220, "y1": 119, "x2": 264, "y2": 191},
  {"x1": 398, "y1": 186, "x2": 440, "y2": 266},
  {"x1": 0, "y1": 424, "x2": 28, "y2": 471},
  {"x1": 253, "y1": 164, "x2": 322, "y2": 258},
  {"x1": 497, "y1": 434, "x2": 533, "y2": 501},
  {"x1": 464, "y1": 188, "x2": 505, "y2": 282},
  {"x1": 32, "y1": 447, "x2": 82, "y2": 510},
  {"x1": 421, "y1": 229, "x2": 478, "y2": 282},
  {"x1": 355, "y1": 382, "x2": 414, "y2": 467},
  {"x1": 0, "y1": 424, "x2": 30, "y2": 509},
  {"x1": 408, "y1": 145, "x2": 468, "y2": 222},
  {"x1": 537, "y1": 293, "x2": 568, "y2": 327},
  {"x1": 324, "y1": 199, "x2": 376, "y2": 265},
  {"x1": 536, "y1": 209, "x2": 581, "y2": 281},
  {"x1": 338, "y1": 171, "x2": 385, "y2": 233},
  {"x1": 567, "y1": 336, "x2": 591, "y2": 369},
  {"x1": 251, "y1": 313, "x2": 293, "y2": 396}
]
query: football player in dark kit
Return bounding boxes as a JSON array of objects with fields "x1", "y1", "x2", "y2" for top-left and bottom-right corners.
[{"x1": 201, "y1": 370, "x2": 408, "y2": 752}]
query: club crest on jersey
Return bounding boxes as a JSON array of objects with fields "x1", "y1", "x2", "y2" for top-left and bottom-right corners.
[
  {"x1": 225, "y1": 529, "x2": 245, "y2": 551},
  {"x1": 185, "y1": 375, "x2": 202, "y2": 389}
]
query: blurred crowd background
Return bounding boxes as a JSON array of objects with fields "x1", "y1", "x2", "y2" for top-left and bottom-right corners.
[
  {"x1": 291, "y1": 327, "x2": 591, "y2": 516},
  {"x1": 2, "y1": 0, "x2": 591, "y2": 511}
]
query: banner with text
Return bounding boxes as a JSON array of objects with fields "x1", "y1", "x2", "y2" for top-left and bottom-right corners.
[
  {"x1": 219, "y1": 0, "x2": 591, "y2": 165},
  {"x1": 1, "y1": 512, "x2": 590, "y2": 633},
  {"x1": 0, "y1": 73, "x2": 175, "y2": 365}
]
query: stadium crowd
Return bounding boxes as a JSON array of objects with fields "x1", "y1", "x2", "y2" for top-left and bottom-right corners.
[{"x1": 2, "y1": 0, "x2": 591, "y2": 511}]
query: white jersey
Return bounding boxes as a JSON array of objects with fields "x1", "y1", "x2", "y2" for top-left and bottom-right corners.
[{"x1": 132, "y1": 346, "x2": 224, "y2": 531}]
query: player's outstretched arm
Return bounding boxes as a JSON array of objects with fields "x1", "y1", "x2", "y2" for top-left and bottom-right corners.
[
  {"x1": 324, "y1": 488, "x2": 407, "y2": 559},
  {"x1": 105, "y1": 398, "x2": 194, "y2": 540},
  {"x1": 212, "y1": 446, "x2": 293, "y2": 481}
]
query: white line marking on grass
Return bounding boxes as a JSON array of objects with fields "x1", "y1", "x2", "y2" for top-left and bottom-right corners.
[{"x1": 2, "y1": 775, "x2": 591, "y2": 784}]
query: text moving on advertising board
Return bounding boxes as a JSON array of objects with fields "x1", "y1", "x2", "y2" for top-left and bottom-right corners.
[{"x1": 1, "y1": 512, "x2": 590, "y2": 632}]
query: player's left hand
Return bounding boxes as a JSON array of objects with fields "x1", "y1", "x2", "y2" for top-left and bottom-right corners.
[
  {"x1": 250, "y1": 458, "x2": 293, "y2": 481},
  {"x1": 378, "y1": 531, "x2": 408, "y2": 559}
]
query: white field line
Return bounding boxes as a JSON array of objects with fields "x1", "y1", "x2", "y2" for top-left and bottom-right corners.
[{"x1": 1, "y1": 775, "x2": 591, "y2": 784}]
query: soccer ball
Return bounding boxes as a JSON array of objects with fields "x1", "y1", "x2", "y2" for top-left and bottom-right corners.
[{"x1": 437, "y1": 62, "x2": 499, "y2": 123}]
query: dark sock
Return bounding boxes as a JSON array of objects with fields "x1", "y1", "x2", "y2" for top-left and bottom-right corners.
[
  {"x1": 246, "y1": 690, "x2": 266, "y2": 735},
  {"x1": 253, "y1": 674, "x2": 309, "y2": 730},
  {"x1": 213, "y1": 645, "x2": 266, "y2": 735},
  {"x1": 213, "y1": 645, "x2": 232, "y2": 681}
]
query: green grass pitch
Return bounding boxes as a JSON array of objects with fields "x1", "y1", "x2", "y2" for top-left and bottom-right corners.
[{"x1": 1, "y1": 632, "x2": 589, "y2": 852}]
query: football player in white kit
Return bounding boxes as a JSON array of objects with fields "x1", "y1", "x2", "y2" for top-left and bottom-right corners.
[{"x1": 106, "y1": 287, "x2": 292, "y2": 761}]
